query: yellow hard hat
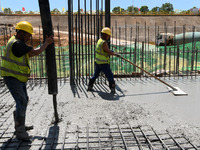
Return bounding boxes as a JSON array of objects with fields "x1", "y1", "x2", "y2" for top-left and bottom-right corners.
[
  {"x1": 101, "y1": 27, "x2": 111, "y2": 36},
  {"x1": 15, "y1": 21, "x2": 34, "y2": 35}
]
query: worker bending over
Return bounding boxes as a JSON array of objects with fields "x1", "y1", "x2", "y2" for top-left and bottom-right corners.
[
  {"x1": 88, "y1": 27, "x2": 119, "y2": 93},
  {"x1": 1, "y1": 21, "x2": 54, "y2": 140}
]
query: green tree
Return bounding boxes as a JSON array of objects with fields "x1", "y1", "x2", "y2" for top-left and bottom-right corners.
[
  {"x1": 151, "y1": 7, "x2": 160, "y2": 12},
  {"x1": 112, "y1": 6, "x2": 125, "y2": 14},
  {"x1": 28, "y1": 11, "x2": 35, "y2": 14},
  {"x1": 4, "y1": 8, "x2": 12, "y2": 14},
  {"x1": 186, "y1": 10, "x2": 191, "y2": 14},
  {"x1": 127, "y1": 6, "x2": 134, "y2": 14},
  {"x1": 120, "y1": 8, "x2": 126, "y2": 14},
  {"x1": 133, "y1": 7, "x2": 139, "y2": 14},
  {"x1": 14, "y1": 11, "x2": 23, "y2": 14},
  {"x1": 180, "y1": 10, "x2": 190, "y2": 14},
  {"x1": 160, "y1": 3, "x2": 173, "y2": 13},
  {"x1": 51, "y1": 8, "x2": 60, "y2": 14},
  {"x1": 112, "y1": 6, "x2": 120, "y2": 14},
  {"x1": 140, "y1": 6, "x2": 149, "y2": 14}
]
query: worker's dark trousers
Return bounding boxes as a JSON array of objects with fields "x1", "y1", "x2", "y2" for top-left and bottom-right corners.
[
  {"x1": 91, "y1": 63, "x2": 114, "y2": 82},
  {"x1": 3, "y1": 77, "x2": 28, "y2": 126},
  {"x1": 89, "y1": 63, "x2": 115, "y2": 89}
]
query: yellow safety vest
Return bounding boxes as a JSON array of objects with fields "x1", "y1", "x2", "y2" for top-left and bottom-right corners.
[
  {"x1": 1, "y1": 36, "x2": 30, "y2": 82},
  {"x1": 95, "y1": 38, "x2": 110, "y2": 64}
]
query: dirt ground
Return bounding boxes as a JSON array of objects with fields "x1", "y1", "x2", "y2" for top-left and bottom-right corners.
[{"x1": 0, "y1": 30, "x2": 69, "y2": 47}]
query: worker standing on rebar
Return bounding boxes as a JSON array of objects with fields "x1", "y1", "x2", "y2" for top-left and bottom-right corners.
[
  {"x1": 0, "y1": 21, "x2": 54, "y2": 140},
  {"x1": 87, "y1": 27, "x2": 119, "y2": 93}
]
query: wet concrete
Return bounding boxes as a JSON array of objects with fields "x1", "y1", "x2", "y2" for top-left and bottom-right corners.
[
  {"x1": 119, "y1": 77, "x2": 200, "y2": 126},
  {"x1": 0, "y1": 76, "x2": 200, "y2": 148}
]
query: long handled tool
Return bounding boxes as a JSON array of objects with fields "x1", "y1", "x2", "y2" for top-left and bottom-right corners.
[{"x1": 118, "y1": 55, "x2": 188, "y2": 96}]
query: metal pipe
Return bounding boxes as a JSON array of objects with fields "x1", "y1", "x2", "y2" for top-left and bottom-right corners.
[
  {"x1": 53, "y1": 94, "x2": 59, "y2": 123},
  {"x1": 118, "y1": 55, "x2": 178, "y2": 91},
  {"x1": 68, "y1": 0, "x2": 74, "y2": 85},
  {"x1": 84, "y1": 0, "x2": 88, "y2": 84},
  {"x1": 38, "y1": 0, "x2": 58, "y2": 123},
  {"x1": 39, "y1": 0, "x2": 58, "y2": 94}
]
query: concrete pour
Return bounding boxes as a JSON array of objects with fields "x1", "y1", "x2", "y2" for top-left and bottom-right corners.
[{"x1": 0, "y1": 76, "x2": 200, "y2": 149}]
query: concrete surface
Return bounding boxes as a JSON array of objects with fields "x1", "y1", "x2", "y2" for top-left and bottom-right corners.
[
  {"x1": 115, "y1": 77, "x2": 200, "y2": 126},
  {"x1": 0, "y1": 76, "x2": 200, "y2": 149}
]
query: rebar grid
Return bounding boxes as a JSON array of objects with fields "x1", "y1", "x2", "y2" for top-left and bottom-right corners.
[
  {"x1": 0, "y1": 79, "x2": 199, "y2": 149},
  {"x1": 59, "y1": 124, "x2": 200, "y2": 150},
  {"x1": 0, "y1": 122, "x2": 199, "y2": 150}
]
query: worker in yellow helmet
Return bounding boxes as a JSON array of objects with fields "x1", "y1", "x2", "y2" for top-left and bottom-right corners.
[
  {"x1": 87, "y1": 27, "x2": 120, "y2": 93},
  {"x1": 1, "y1": 21, "x2": 54, "y2": 140}
]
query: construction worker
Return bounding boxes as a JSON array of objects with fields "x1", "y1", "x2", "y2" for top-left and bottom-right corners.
[
  {"x1": 1, "y1": 21, "x2": 54, "y2": 140},
  {"x1": 87, "y1": 27, "x2": 119, "y2": 93}
]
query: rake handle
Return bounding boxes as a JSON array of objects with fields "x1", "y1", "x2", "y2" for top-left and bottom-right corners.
[{"x1": 118, "y1": 55, "x2": 177, "y2": 91}]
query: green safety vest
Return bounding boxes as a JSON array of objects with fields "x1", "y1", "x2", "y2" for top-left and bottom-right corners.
[
  {"x1": 1, "y1": 36, "x2": 30, "y2": 82},
  {"x1": 95, "y1": 38, "x2": 110, "y2": 64}
]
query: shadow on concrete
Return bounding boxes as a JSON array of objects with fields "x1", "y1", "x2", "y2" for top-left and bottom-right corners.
[
  {"x1": 70, "y1": 81, "x2": 91, "y2": 98},
  {"x1": 43, "y1": 123, "x2": 59, "y2": 149},
  {"x1": 95, "y1": 90, "x2": 120, "y2": 101},
  {"x1": 69, "y1": 81, "x2": 126, "y2": 100},
  {"x1": 0, "y1": 134, "x2": 47, "y2": 149},
  {"x1": 0, "y1": 136, "x2": 30, "y2": 150},
  {"x1": 70, "y1": 84, "x2": 80, "y2": 98}
]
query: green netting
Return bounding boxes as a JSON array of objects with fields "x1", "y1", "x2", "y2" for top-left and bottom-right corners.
[
  {"x1": 0, "y1": 41, "x2": 200, "y2": 79},
  {"x1": 29, "y1": 46, "x2": 70, "y2": 78},
  {"x1": 158, "y1": 41, "x2": 200, "y2": 72}
]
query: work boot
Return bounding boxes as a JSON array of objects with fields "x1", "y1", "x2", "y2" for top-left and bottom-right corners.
[
  {"x1": 110, "y1": 87, "x2": 116, "y2": 93},
  {"x1": 13, "y1": 112, "x2": 33, "y2": 134},
  {"x1": 109, "y1": 81, "x2": 116, "y2": 93},
  {"x1": 87, "y1": 85, "x2": 93, "y2": 91},
  {"x1": 14, "y1": 126, "x2": 34, "y2": 135},
  {"x1": 25, "y1": 126, "x2": 34, "y2": 131},
  {"x1": 87, "y1": 79, "x2": 95, "y2": 91},
  {"x1": 16, "y1": 126, "x2": 31, "y2": 140}
]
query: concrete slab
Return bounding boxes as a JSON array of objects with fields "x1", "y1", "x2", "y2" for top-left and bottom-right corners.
[
  {"x1": 120, "y1": 77, "x2": 200, "y2": 125},
  {"x1": 0, "y1": 77, "x2": 200, "y2": 148}
]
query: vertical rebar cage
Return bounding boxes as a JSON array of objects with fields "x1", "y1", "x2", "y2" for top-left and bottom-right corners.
[
  {"x1": 68, "y1": 0, "x2": 106, "y2": 85},
  {"x1": 0, "y1": 10, "x2": 200, "y2": 84},
  {"x1": 67, "y1": 0, "x2": 200, "y2": 86}
]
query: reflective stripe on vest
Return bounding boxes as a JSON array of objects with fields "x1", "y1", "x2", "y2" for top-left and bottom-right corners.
[
  {"x1": 1, "y1": 56, "x2": 27, "y2": 66},
  {"x1": 1, "y1": 36, "x2": 30, "y2": 82},
  {"x1": 95, "y1": 39, "x2": 109, "y2": 64},
  {"x1": 1, "y1": 67, "x2": 29, "y2": 77}
]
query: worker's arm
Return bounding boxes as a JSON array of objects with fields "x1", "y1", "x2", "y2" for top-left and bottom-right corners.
[
  {"x1": 102, "y1": 41, "x2": 119, "y2": 56},
  {"x1": 28, "y1": 35, "x2": 54, "y2": 57}
]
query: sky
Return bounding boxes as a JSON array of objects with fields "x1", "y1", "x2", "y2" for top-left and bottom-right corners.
[{"x1": 0, "y1": 0, "x2": 200, "y2": 12}]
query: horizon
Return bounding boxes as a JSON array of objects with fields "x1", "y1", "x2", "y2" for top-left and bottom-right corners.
[{"x1": 0, "y1": 0, "x2": 199, "y2": 12}]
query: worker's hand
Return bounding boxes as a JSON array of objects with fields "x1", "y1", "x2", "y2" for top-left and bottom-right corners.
[{"x1": 45, "y1": 35, "x2": 54, "y2": 45}]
